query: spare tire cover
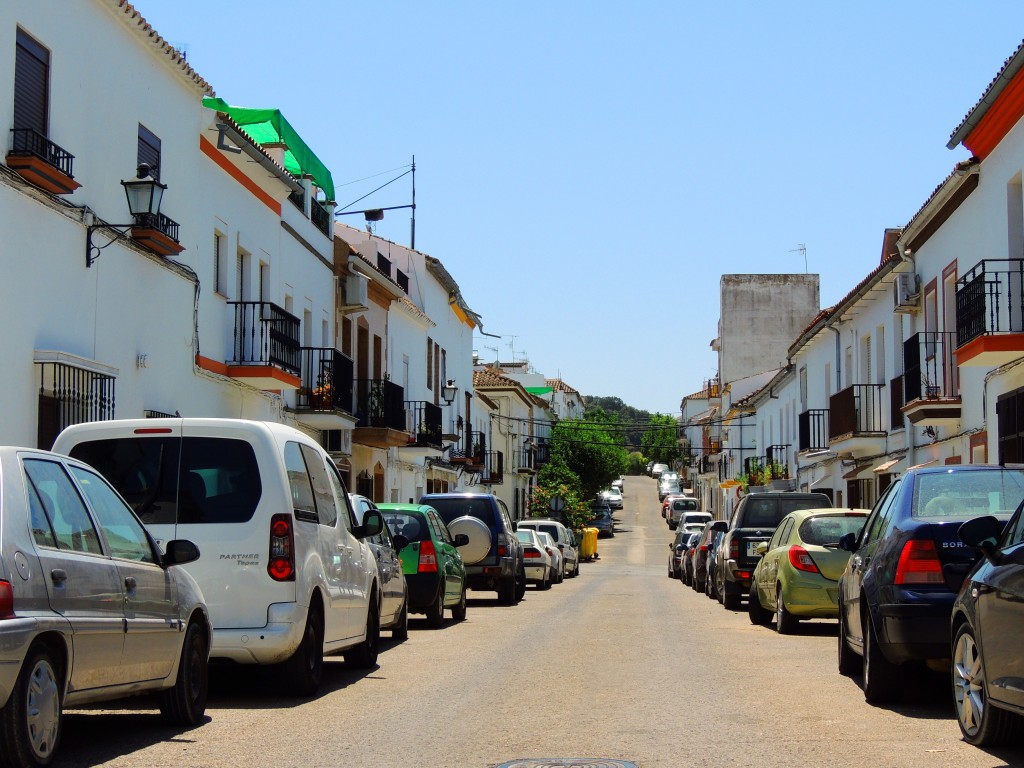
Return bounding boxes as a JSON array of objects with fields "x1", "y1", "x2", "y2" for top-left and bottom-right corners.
[{"x1": 447, "y1": 516, "x2": 492, "y2": 564}]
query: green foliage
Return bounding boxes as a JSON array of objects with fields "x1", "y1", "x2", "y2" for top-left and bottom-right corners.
[
  {"x1": 626, "y1": 451, "x2": 648, "y2": 475},
  {"x1": 583, "y1": 396, "x2": 651, "y2": 450},
  {"x1": 529, "y1": 483, "x2": 590, "y2": 533},
  {"x1": 639, "y1": 413, "x2": 682, "y2": 466},
  {"x1": 549, "y1": 408, "x2": 629, "y2": 500}
]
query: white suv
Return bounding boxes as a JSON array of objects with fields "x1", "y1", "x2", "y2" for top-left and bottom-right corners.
[{"x1": 53, "y1": 418, "x2": 383, "y2": 696}]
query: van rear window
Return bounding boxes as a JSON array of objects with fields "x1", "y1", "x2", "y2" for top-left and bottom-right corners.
[{"x1": 69, "y1": 437, "x2": 261, "y2": 525}]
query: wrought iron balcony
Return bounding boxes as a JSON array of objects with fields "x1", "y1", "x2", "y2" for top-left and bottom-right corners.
[
  {"x1": 829, "y1": 384, "x2": 885, "y2": 438},
  {"x1": 310, "y1": 199, "x2": 331, "y2": 237},
  {"x1": 451, "y1": 430, "x2": 486, "y2": 465},
  {"x1": 798, "y1": 409, "x2": 830, "y2": 452},
  {"x1": 515, "y1": 447, "x2": 536, "y2": 473},
  {"x1": 228, "y1": 301, "x2": 301, "y2": 377},
  {"x1": 295, "y1": 348, "x2": 354, "y2": 414},
  {"x1": 534, "y1": 437, "x2": 551, "y2": 467},
  {"x1": 901, "y1": 331, "x2": 961, "y2": 426},
  {"x1": 481, "y1": 450, "x2": 504, "y2": 484},
  {"x1": 131, "y1": 211, "x2": 183, "y2": 256},
  {"x1": 956, "y1": 259, "x2": 1024, "y2": 365},
  {"x1": 7, "y1": 128, "x2": 79, "y2": 194},
  {"x1": 354, "y1": 379, "x2": 407, "y2": 431},
  {"x1": 405, "y1": 400, "x2": 443, "y2": 448}
]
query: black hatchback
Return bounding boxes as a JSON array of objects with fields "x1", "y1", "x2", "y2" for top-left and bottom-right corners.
[{"x1": 836, "y1": 465, "x2": 1024, "y2": 704}]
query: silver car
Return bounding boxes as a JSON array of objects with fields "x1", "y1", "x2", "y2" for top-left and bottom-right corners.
[{"x1": 0, "y1": 447, "x2": 209, "y2": 768}]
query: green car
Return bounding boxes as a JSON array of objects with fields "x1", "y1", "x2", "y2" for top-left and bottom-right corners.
[
  {"x1": 748, "y1": 508, "x2": 868, "y2": 633},
  {"x1": 379, "y1": 504, "x2": 468, "y2": 628}
]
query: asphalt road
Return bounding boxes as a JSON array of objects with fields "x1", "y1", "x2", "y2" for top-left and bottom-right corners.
[{"x1": 54, "y1": 476, "x2": 1023, "y2": 767}]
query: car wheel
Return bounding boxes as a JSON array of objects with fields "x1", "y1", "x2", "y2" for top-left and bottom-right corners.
[
  {"x1": 541, "y1": 570, "x2": 552, "y2": 590},
  {"x1": 346, "y1": 597, "x2": 381, "y2": 668},
  {"x1": 837, "y1": 600, "x2": 858, "y2": 677},
  {"x1": 498, "y1": 574, "x2": 516, "y2": 605},
  {"x1": 722, "y1": 582, "x2": 741, "y2": 610},
  {"x1": 392, "y1": 595, "x2": 409, "y2": 641},
  {"x1": 514, "y1": 565, "x2": 527, "y2": 601},
  {"x1": 0, "y1": 646, "x2": 62, "y2": 768},
  {"x1": 280, "y1": 606, "x2": 324, "y2": 696},
  {"x1": 451, "y1": 586, "x2": 467, "y2": 622},
  {"x1": 159, "y1": 619, "x2": 209, "y2": 725},
  {"x1": 775, "y1": 586, "x2": 799, "y2": 635},
  {"x1": 426, "y1": 585, "x2": 446, "y2": 628},
  {"x1": 863, "y1": 609, "x2": 899, "y2": 704},
  {"x1": 748, "y1": 584, "x2": 773, "y2": 626},
  {"x1": 953, "y1": 622, "x2": 1019, "y2": 745}
]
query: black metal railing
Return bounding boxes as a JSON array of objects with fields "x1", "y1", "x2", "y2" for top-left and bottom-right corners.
[
  {"x1": 144, "y1": 409, "x2": 175, "y2": 419},
  {"x1": 132, "y1": 212, "x2": 180, "y2": 242},
  {"x1": 288, "y1": 188, "x2": 305, "y2": 211},
  {"x1": 535, "y1": 438, "x2": 551, "y2": 467},
  {"x1": 516, "y1": 447, "x2": 535, "y2": 472},
  {"x1": 405, "y1": 400, "x2": 442, "y2": 447},
  {"x1": 744, "y1": 456, "x2": 768, "y2": 475},
  {"x1": 904, "y1": 331, "x2": 959, "y2": 402},
  {"x1": 354, "y1": 378, "x2": 406, "y2": 431},
  {"x1": 890, "y1": 375, "x2": 905, "y2": 429},
  {"x1": 829, "y1": 384, "x2": 885, "y2": 439},
  {"x1": 957, "y1": 259, "x2": 1024, "y2": 347},
  {"x1": 36, "y1": 361, "x2": 115, "y2": 449},
  {"x1": 798, "y1": 409, "x2": 830, "y2": 452},
  {"x1": 228, "y1": 301, "x2": 301, "y2": 376},
  {"x1": 766, "y1": 444, "x2": 790, "y2": 464},
  {"x1": 451, "y1": 430, "x2": 486, "y2": 463},
  {"x1": 482, "y1": 450, "x2": 504, "y2": 484},
  {"x1": 296, "y1": 347, "x2": 354, "y2": 414},
  {"x1": 310, "y1": 199, "x2": 331, "y2": 237},
  {"x1": 9, "y1": 128, "x2": 75, "y2": 178}
]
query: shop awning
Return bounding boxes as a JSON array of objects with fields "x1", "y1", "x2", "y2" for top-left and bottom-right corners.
[{"x1": 842, "y1": 463, "x2": 874, "y2": 480}]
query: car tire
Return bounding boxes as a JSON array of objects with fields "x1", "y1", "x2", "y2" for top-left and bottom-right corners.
[
  {"x1": 159, "y1": 619, "x2": 209, "y2": 725},
  {"x1": 498, "y1": 575, "x2": 516, "y2": 605},
  {"x1": 280, "y1": 606, "x2": 324, "y2": 697},
  {"x1": 952, "y1": 622, "x2": 1019, "y2": 745},
  {"x1": 775, "y1": 586, "x2": 799, "y2": 635},
  {"x1": 722, "y1": 582, "x2": 741, "y2": 610},
  {"x1": 0, "y1": 645, "x2": 62, "y2": 768},
  {"x1": 514, "y1": 565, "x2": 527, "y2": 602},
  {"x1": 748, "y1": 584, "x2": 773, "y2": 626},
  {"x1": 426, "y1": 585, "x2": 446, "y2": 628},
  {"x1": 451, "y1": 587, "x2": 467, "y2": 622},
  {"x1": 837, "y1": 601, "x2": 859, "y2": 677},
  {"x1": 715, "y1": 571, "x2": 724, "y2": 603},
  {"x1": 392, "y1": 596, "x2": 409, "y2": 641},
  {"x1": 542, "y1": 570, "x2": 553, "y2": 590},
  {"x1": 346, "y1": 597, "x2": 381, "y2": 669},
  {"x1": 863, "y1": 609, "x2": 900, "y2": 704}
]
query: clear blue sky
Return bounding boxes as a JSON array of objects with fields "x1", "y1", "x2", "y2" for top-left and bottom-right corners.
[{"x1": 139, "y1": 1, "x2": 1024, "y2": 415}]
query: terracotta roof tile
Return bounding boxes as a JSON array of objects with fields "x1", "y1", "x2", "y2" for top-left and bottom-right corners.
[
  {"x1": 948, "y1": 39, "x2": 1024, "y2": 147},
  {"x1": 114, "y1": 1, "x2": 215, "y2": 96}
]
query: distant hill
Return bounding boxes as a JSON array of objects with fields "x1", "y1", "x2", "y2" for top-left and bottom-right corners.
[{"x1": 583, "y1": 395, "x2": 652, "y2": 450}]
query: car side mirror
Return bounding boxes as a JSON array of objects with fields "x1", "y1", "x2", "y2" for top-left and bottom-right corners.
[
  {"x1": 755, "y1": 541, "x2": 768, "y2": 557},
  {"x1": 958, "y1": 515, "x2": 1004, "y2": 565},
  {"x1": 453, "y1": 533, "x2": 470, "y2": 547},
  {"x1": 163, "y1": 539, "x2": 200, "y2": 567},
  {"x1": 354, "y1": 509, "x2": 383, "y2": 539},
  {"x1": 838, "y1": 531, "x2": 858, "y2": 553},
  {"x1": 712, "y1": 521, "x2": 728, "y2": 532},
  {"x1": 391, "y1": 534, "x2": 410, "y2": 552},
  {"x1": 557, "y1": 543, "x2": 565, "y2": 550},
  {"x1": 511, "y1": 521, "x2": 518, "y2": 531}
]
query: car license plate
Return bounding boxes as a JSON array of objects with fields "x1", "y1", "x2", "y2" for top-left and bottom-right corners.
[{"x1": 746, "y1": 541, "x2": 763, "y2": 557}]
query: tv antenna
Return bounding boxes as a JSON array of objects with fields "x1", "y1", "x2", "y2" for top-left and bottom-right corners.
[
  {"x1": 483, "y1": 345, "x2": 499, "y2": 364},
  {"x1": 790, "y1": 243, "x2": 807, "y2": 273}
]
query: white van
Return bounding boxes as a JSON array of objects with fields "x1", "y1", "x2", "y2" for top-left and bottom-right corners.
[{"x1": 53, "y1": 418, "x2": 383, "y2": 696}]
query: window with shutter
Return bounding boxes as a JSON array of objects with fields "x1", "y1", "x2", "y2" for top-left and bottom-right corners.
[
  {"x1": 14, "y1": 29, "x2": 49, "y2": 135},
  {"x1": 138, "y1": 124, "x2": 161, "y2": 180}
]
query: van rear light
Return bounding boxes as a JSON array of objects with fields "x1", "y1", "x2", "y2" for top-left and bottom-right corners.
[
  {"x1": 418, "y1": 540, "x2": 438, "y2": 573},
  {"x1": 134, "y1": 427, "x2": 173, "y2": 434},
  {"x1": 895, "y1": 539, "x2": 944, "y2": 585},
  {"x1": 268, "y1": 514, "x2": 295, "y2": 581},
  {"x1": 0, "y1": 581, "x2": 14, "y2": 619},
  {"x1": 788, "y1": 545, "x2": 820, "y2": 573}
]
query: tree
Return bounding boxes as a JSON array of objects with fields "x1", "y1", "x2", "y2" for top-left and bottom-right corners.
[
  {"x1": 640, "y1": 413, "x2": 682, "y2": 466},
  {"x1": 549, "y1": 408, "x2": 628, "y2": 499}
]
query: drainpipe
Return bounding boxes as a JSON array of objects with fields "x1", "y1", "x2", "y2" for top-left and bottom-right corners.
[{"x1": 828, "y1": 325, "x2": 842, "y2": 392}]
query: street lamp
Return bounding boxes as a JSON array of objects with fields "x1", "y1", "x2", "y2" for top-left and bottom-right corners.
[
  {"x1": 441, "y1": 379, "x2": 459, "y2": 406},
  {"x1": 86, "y1": 163, "x2": 168, "y2": 267}
]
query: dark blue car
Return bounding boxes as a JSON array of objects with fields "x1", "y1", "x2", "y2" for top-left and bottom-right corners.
[{"x1": 836, "y1": 465, "x2": 1024, "y2": 704}]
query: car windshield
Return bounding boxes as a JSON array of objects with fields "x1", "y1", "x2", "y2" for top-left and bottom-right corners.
[
  {"x1": 427, "y1": 497, "x2": 494, "y2": 526},
  {"x1": 515, "y1": 530, "x2": 535, "y2": 544},
  {"x1": 672, "y1": 500, "x2": 698, "y2": 511},
  {"x1": 383, "y1": 512, "x2": 426, "y2": 542},
  {"x1": 798, "y1": 514, "x2": 867, "y2": 546},
  {"x1": 743, "y1": 497, "x2": 827, "y2": 528},
  {"x1": 913, "y1": 469, "x2": 1024, "y2": 518}
]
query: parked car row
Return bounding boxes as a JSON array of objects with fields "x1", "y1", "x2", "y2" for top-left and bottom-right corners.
[{"x1": 667, "y1": 465, "x2": 1024, "y2": 748}]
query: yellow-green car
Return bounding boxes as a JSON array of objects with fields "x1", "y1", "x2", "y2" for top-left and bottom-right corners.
[{"x1": 748, "y1": 508, "x2": 868, "y2": 634}]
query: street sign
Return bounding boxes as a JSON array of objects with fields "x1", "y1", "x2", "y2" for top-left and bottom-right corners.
[{"x1": 549, "y1": 496, "x2": 566, "y2": 512}]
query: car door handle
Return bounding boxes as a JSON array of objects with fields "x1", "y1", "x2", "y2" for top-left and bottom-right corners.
[
  {"x1": 50, "y1": 569, "x2": 67, "y2": 585},
  {"x1": 124, "y1": 576, "x2": 137, "y2": 591}
]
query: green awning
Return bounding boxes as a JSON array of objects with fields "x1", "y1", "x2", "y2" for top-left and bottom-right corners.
[
  {"x1": 525, "y1": 387, "x2": 553, "y2": 396},
  {"x1": 203, "y1": 97, "x2": 335, "y2": 200}
]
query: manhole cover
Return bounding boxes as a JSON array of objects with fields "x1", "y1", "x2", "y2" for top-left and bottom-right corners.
[{"x1": 497, "y1": 761, "x2": 637, "y2": 768}]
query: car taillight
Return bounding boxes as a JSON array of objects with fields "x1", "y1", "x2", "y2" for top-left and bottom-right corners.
[
  {"x1": 895, "y1": 538, "x2": 944, "y2": 585},
  {"x1": 418, "y1": 540, "x2": 438, "y2": 573},
  {"x1": 0, "y1": 581, "x2": 14, "y2": 619},
  {"x1": 699, "y1": 544, "x2": 708, "y2": 552},
  {"x1": 788, "y1": 545, "x2": 820, "y2": 574},
  {"x1": 497, "y1": 532, "x2": 507, "y2": 557},
  {"x1": 545, "y1": 547, "x2": 555, "y2": 557},
  {"x1": 268, "y1": 514, "x2": 295, "y2": 581},
  {"x1": 729, "y1": 538, "x2": 739, "y2": 559},
  {"x1": 524, "y1": 548, "x2": 542, "y2": 559}
]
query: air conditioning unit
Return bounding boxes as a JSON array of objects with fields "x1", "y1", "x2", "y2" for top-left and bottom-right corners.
[
  {"x1": 894, "y1": 272, "x2": 921, "y2": 313},
  {"x1": 338, "y1": 272, "x2": 369, "y2": 312}
]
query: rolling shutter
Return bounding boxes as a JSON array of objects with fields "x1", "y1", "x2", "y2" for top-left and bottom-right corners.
[
  {"x1": 137, "y1": 124, "x2": 161, "y2": 180},
  {"x1": 14, "y1": 29, "x2": 49, "y2": 134}
]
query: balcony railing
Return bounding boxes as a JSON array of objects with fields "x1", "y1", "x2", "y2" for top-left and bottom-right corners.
[
  {"x1": 766, "y1": 444, "x2": 790, "y2": 464},
  {"x1": 890, "y1": 375, "x2": 905, "y2": 429},
  {"x1": 482, "y1": 450, "x2": 504, "y2": 484},
  {"x1": 829, "y1": 384, "x2": 885, "y2": 438},
  {"x1": 515, "y1": 447, "x2": 535, "y2": 472},
  {"x1": 904, "y1": 331, "x2": 959, "y2": 402},
  {"x1": 9, "y1": 127, "x2": 75, "y2": 178},
  {"x1": 703, "y1": 376, "x2": 721, "y2": 398},
  {"x1": 228, "y1": 301, "x2": 301, "y2": 376},
  {"x1": 798, "y1": 409, "x2": 830, "y2": 452},
  {"x1": 310, "y1": 199, "x2": 331, "y2": 237},
  {"x1": 405, "y1": 401, "x2": 442, "y2": 448},
  {"x1": 451, "y1": 430, "x2": 486, "y2": 464},
  {"x1": 296, "y1": 348, "x2": 353, "y2": 414},
  {"x1": 535, "y1": 438, "x2": 551, "y2": 467},
  {"x1": 354, "y1": 379, "x2": 406, "y2": 431},
  {"x1": 132, "y1": 212, "x2": 180, "y2": 242},
  {"x1": 956, "y1": 259, "x2": 1024, "y2": 347}
]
